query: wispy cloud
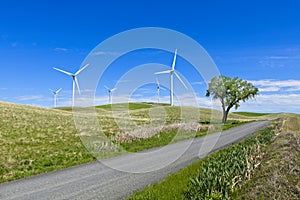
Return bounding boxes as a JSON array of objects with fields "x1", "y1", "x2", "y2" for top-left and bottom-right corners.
[
  {"x1": 241, "y1": 93, "x2": 300, "y2": 113},
  {"x1": 92, "y1": 51, "x2": 121, "y2": 56},
  {"x1": 54, "y1": 47, "x2": 69, "y2": 52},
  {"x1": 192, "y1": 81, "x2": 205, "y2": 85},
  {"x1": 249, "y1": 79, "x2": 300, "y2": 92},
  {"x1": 1, "y1": 34, "x2": 8, "y2": 40},
  {"x1": 16, "y1": 95, "x2": 47, "y2": 101},
  {"x1": 267, "y1": 56, "x2": 290, "y2": 60},
  {"x1": 10, "y1": 42, "x2": 18, "y2": 47},
  {"x1": 258, "y1": 87, "x2": 280, "y2": 92}
]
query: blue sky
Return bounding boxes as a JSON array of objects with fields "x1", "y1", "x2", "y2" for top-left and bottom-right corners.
[{"x1": 0, "y1": 0, "x2": 300, "y2": 113}]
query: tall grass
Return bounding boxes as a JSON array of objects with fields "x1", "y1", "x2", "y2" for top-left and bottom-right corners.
[
  {"x1": 232, "y1": 118, "x2": 300, "y2": 199},
  {"x1": 184, "y1": 127, "x2": 275, "y2": 199}
]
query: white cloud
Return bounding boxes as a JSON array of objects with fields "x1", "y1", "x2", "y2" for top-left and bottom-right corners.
[
  {"x1": 16, "y1": 95, "x2": 47, "y2": 101},
  {"x1": 54, "y1": 47, "x2": 68, "y2": 52},
  {"x1": 240, "y1": 93, "x2": 300, "y2": 113},
  {"x1": 258, "y1": 87, "x2": 280, "y2": 92},
  {"x1": 92, "y1": 51, "x2": 121, "y2": 56},
  {"x1": 267, "y1": 56, "x2": 289, "y2": 59},
  {"x1": 249, "y1": 79, "x2": 300, "y2": 92},
  {"x1": 192, "y1": 81, "x2": 205, "y2": 85}
]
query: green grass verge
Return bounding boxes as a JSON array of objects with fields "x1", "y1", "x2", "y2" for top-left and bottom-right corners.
[
  {"x1": 127, "y1": 123, "x2": 277, "y2": 200},
  {"x1": 232, "y1": 112, "x2": 270, "y2": 117}
]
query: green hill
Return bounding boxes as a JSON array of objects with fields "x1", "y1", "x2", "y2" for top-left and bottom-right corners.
[{"x1": 0, "y1": 101, "x2": 278, "y2": 183}]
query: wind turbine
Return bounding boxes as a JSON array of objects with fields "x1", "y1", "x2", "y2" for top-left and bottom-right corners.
[
  {"x1": 104, "y1": 86, "x2": 117, "y2": 104},
  {"x1": 155, "y1": 49, "x2": 187, "y2": 106},
  {"x1": 53, "y1": 64, "x2": 89, "y2": 107},
  {"x1": 49, "y1": 88, "x2": 62, "y2": 108}
]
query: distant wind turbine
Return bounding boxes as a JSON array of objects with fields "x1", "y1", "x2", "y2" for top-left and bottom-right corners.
[
  {"x1": 156, "y1": 78, "x2": 161, "y2": 104},
  {"x1": 49, "y1": 88, "x2": 62, "y2": 108},
  {"x1": 155, "y1": 49, "x2": 187, "y2": 106},
  {"x1": 104, "y1": 86, "x2": 117, "y2": 104},
  {"x1": 53, "y1": 64, "x2": 89, "y2": 107}
]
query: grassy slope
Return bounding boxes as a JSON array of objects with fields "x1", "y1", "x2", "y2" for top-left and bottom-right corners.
[
  {"x1": 0, "y1": 102, "x2": 94, "y2": 183},
  {"x1": 0, "y1": 101, "x2": 270, "y2": 184}
]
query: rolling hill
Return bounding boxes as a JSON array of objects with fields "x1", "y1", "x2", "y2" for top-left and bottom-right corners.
[{"x1": 0, "y1": 101, "x2": 290, "y2": 183}]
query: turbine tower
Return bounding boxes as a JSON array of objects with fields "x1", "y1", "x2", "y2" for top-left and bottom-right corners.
[
  {"x1": 156, "y1": 78, "x2": 160, "y2": 104},
  {"x1": 104, "y1": 86, "x2": 117, "y2": 104},
  {"x1": 49, "y1": 88, "x2": 62, "y2": 108},
  {"x1": 155, "y1": 49, "x2": 187, "y2": 106},
  {"x1": 53, "y1": 64, "x2": 89, "y2": 107}
]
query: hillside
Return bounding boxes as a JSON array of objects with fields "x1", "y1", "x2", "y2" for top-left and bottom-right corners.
[
  {"x1": 0, "y1": 101, "x2": 276, "y2": 183},
  {"x1": 0, "y1": 102, "x2": 94, "y2": 183}
]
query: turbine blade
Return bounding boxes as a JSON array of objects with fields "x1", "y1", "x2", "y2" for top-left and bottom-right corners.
[
  {"x1": 154, "y1": 70, "x2": 171, "y2": 74},
  {"x1": 156, "y1": 78, "x2": 159, "y2": 86},
  {"x1": 171, "y1": 49, "x2": 177, "y2": 71},
  {"x1": 56, "y1": 88, "x2": 62, "y2": 94},
  {"x1": 174, "y1": 71, "x2": 187, "y2": 89},
  {"x1": 53, "y1": 67, "x2": 73, "y2": 76},
  {"x1": 49, "y1": 89, "x2": 54, "y2": 93},
  {"x1": 110, "y1": 88, "x2": 117, "y2": 92},
  {"x1": 74, "y1": 77, "x2": 81, "y2": 94},
  {"x1": 104, "y1": 85, "x2": 110, "y2": 90},
  {"x1": 75, "y1": 63, "x2": 89, "y2": 75}
]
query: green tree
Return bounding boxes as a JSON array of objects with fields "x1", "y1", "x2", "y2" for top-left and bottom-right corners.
[{"x1": 206, "y1": 76, "x2": 259, "y2": 123}]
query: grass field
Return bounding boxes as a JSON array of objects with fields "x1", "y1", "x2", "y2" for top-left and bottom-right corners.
[
  {"x1": 233, "y1": 111, "x2": 270, "y2": 117},
  {"x1": 0, "y1": 101, "x2": 286, "y2": 184}
]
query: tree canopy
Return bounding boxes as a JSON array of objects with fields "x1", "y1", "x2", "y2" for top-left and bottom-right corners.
[{"x1": 206, "y1": 76, "x2": 259, "y2": 123}]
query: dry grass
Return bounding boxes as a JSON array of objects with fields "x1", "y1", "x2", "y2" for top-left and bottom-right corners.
[
  {"x1": 113, "y1": 121, "x2": 214, "y2": 143},
  {"x1": 282, "y1": 114, "x2": 300, "y2": 133},
  {"x1": 234, "y1": 117, "x2": 300, "y2": 199},
  {"x1": 0, "y1": 102, "x2": 94, "y2": 183}
]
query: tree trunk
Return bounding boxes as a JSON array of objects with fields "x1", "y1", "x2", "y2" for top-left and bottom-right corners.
[
  {"x1": 222, "y1": 110, "x2": 229, "y2": 123},
  {"x1": 221, "y1": 100, "x2": 227, "y2": 123}
]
